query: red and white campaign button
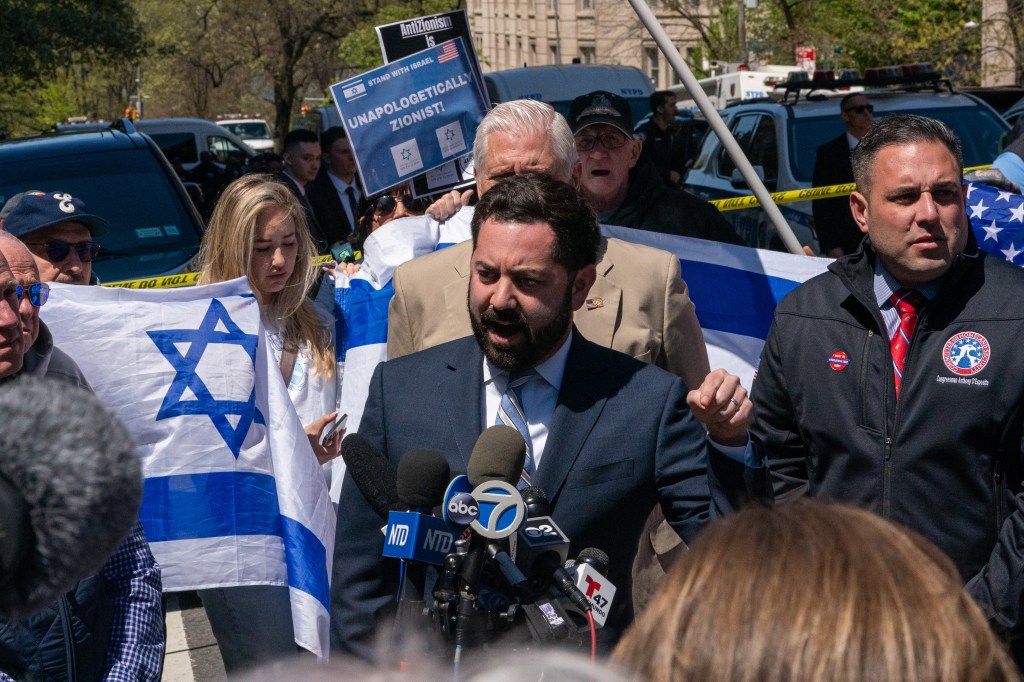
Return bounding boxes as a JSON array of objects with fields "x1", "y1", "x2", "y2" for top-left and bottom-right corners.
[{"x1": 828, "y1": 350, "x2": 850, "y2": 371}]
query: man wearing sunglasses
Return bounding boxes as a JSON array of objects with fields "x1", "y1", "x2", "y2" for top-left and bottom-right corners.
[
  {"x1": 0, "y1": 189, "x2": 108, "y2": 285},
  {"x1": 568, "y1": 90, "x2": 743, "y2": 246},
  {"x1": 812, "y1": 92, "x2": 876, "y2": 258}
]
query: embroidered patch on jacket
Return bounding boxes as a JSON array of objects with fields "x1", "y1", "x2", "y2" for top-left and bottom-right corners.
[{"x1": 942, "y1": 332, "x2": 991, "y2": 376}]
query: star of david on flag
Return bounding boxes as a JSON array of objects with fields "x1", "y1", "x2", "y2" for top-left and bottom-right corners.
[
  {"x1": 42, "y1": 277, "x2": 336, "y2": 660},
  {"x1": 966, "y1": 181, "x2": 1024, "y2": 264}
]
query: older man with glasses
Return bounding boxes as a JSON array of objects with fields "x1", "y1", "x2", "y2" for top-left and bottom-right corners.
[
  {"x1": 0, "y1": 189, "x2": 107, "y2": 284},
  {"x1": 0, "y1": 231, "x2": 165, "y2": 681},
  {"x1": 812, "y1": 92, "x2": 876, "y2": 258},
  {"x1": 568, "y1": 90, "x2": 743, "y2": 245}
]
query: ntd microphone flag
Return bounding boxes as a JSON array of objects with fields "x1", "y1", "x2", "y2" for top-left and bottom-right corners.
[{"x1": 383, "y1": 510, "x2": 455, "y2": 565}]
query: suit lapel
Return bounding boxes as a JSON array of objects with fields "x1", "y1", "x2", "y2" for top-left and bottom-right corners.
[
  {"x1": 535, "y1": 335, "x2": 610, "y2": 502},
  {"x1": 571, "y1": 239, "x2": 621, "y2": 351},
  {"x1": 440, "y1": 337, "x2": 485, "y2": 472}
]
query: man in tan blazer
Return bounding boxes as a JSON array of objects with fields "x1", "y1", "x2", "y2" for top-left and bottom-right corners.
[{"x1": 386, "y1": 99, "x2": 710, "y2": 392}]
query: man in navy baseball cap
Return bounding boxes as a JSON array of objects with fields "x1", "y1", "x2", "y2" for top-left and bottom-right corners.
[{"x1": 0, "y1": 191, "x2": 109, "y2": 285}]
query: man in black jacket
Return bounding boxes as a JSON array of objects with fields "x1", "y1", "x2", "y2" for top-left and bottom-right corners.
[
  {"x1": 568, "y1": 91, "x2": 744, "y2": 246},
  {"x1": 811, "y1": 92, "x2": 874, "y2": 258},
  {"x1": 710, "y1": 114, "x2": 1024, "y2": 657}
]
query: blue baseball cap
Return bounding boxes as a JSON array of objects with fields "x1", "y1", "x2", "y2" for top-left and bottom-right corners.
[{"x1": 0, "y1": 190, "x2": 110, "y2": 238}]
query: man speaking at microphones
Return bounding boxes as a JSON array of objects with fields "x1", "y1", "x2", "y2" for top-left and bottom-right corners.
[{"x1": 331, "y1": 173, "x2": 732, "y2": 659}]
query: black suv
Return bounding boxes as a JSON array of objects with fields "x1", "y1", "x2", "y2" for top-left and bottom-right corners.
[{"x1": 0, "y1": 119, "x2": 205, "y2": 283}]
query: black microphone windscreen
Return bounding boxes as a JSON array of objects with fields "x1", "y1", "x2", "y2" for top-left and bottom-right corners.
[
  {"x1": 576, "y1": 547, "x2": 610, "y2": 575},
  {"x1": 396, "y1": 448, "x2": 450, "y2": 508},
  {"x1": 340, "y1": 433, "x2": 400, "y2": 521},
  {"x1": 520, "y1": 485, "x2": 551, "y2": 518},
  {"x1": 0, "y1": 376, "x2": 142, "y2": 616},
  {"x1": 467, "y1": 425, "x2": 526, "y2": 486}
]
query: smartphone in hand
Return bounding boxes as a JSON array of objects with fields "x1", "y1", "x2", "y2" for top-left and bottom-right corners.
[{"x1": 321, "y1": 413, "x2": 348, "y2": 446}]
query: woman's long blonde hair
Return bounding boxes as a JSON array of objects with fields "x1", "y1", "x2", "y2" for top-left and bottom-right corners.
[
  {"x1": 196, "y1": 174, "x2": 334, "y2": 377},
  {"x1": 612, "y1": 500, "x2": 1019, "y2": 682}
]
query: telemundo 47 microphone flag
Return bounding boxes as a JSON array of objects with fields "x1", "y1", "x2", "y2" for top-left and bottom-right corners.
[{"x1": 41, "y1": 277, "x2": 336, "y2": 660}]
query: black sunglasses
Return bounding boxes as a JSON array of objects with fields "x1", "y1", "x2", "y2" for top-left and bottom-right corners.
[
  {"x1": 374, "y1": 194, "x2": 427, "y2": 216},
  {"x1": 23, "y1": 239, "x2": 100, "y2": 263},
  {"x1": 15, "y1": 283, "x2": 49, "y2": 307},
  {"x1": 843, "y1": 104, "x2": 874, "y2": 115}
]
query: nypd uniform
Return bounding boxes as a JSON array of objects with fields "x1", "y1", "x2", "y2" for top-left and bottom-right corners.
[{"x1": 730, "y1": 231, "x2": 1024, "y2": 635}]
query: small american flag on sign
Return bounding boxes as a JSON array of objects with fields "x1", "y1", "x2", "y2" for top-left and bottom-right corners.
[{"x1": 437, "y1": 41, "x2": 459, "y2": 64}]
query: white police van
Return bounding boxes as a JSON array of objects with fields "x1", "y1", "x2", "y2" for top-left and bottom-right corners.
[
  {"x1": 482, "y1": 64, "x2": 654, "y2": 125},
  {"x1": 684, "y1": 67, "x2": 1008, "y2": 253}
]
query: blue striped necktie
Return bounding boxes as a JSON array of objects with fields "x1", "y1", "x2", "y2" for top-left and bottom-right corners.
[{"x1": 496, "y1": 369, "x2": 537, "y2": 481}]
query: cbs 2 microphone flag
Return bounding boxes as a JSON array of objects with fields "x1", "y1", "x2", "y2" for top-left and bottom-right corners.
[{"x1": 41, "y1": 277, "x2": 336, "y2": 660}]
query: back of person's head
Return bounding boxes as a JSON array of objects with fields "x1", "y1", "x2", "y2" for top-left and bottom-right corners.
[
  {"x1": 471, "y1": 172, "x2": 600, "y2": 272},
  {"x1": 611, "y1": 500, "x2": 1018, "y2": 682},
  {"x1": 852, "y1": 114, "x2": 963, "y2": 191},
  {"x1": 282, "y1": 128, "x2": 319, "y2": 154},
  {"x1": 473, "y1": 99, "x2": 577, "y2": 182},
  {"x1": 320, "y1": 126, "x2": 348, "y2": 153}
]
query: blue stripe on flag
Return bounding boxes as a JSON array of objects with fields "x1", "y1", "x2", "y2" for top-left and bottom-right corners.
[
  {"x1": 141, "y1": 471, "x2": 330, "y2": 609},
  {"x1": 337, "y1": 279, "x2": 394, "y2": 358},
  {"x1": 140, "y1": 471, "x2": 281, "y2": 541},
  {"x1": 681, "y1": 259, "x2": 804, "y2": 339},
  {"x1": 281, "y1": 516, "x2": 330, "y2": 610}
]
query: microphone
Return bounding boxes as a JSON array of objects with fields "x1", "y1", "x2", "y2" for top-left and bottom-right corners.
[
  {"x1": 382, "y1": 449, "x2": 455, "y2": 566},
  {"x1": 565, "y1": 548, "x2": 616, "y2": 627},
  {"x1": 340, "y1": 432, "x2": 403, "y2": 521},
  {"x1": 509, "y1": 488, "x2": 590, "y2": 615},
  {"x1": 0, "y1": 376, "x2": 142, "y2": 616},
  {"x1": 466, "y1": 424, "x2": 526, "y2": 486}
]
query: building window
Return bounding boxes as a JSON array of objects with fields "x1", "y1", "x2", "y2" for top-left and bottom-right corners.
[
  {"x1": 580, "y1": 46, "x2": 596, "y2": 64},
  {"x1": 581, "y1": 0, "x2": 593, "y2": 8},
  {"x1": 550, "y1": 44, "x2": 559, "y2": 64},
  {"x1": 529, "y1": 40, "x2": 537, "y2": 66},
  {"x1": 645, "y1": 47, "x2": 660, "y2": 85},
  {"x1": 551, "y1": 0, "x2": 559, "y2": 11}
]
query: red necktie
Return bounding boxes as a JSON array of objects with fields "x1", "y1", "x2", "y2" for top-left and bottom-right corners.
[{"x1": 889, "y1": 288, "x2": 926, "y2": 399}]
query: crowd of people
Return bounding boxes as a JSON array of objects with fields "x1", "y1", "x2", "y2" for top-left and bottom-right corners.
[{"x1": 2, "y1": 87, "x2": 1024, "y2": 682}]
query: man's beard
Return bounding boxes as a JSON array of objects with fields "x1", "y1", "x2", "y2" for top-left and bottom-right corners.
[{"x1": 469, "y1": 287, "x2": 573, "y2": 372}]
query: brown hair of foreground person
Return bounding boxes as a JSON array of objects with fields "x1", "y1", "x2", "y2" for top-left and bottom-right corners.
[{"x1": 611, "y1": 500, "x2": 1020, "y2": 682}]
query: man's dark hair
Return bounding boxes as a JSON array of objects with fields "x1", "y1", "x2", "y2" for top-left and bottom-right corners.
[
  {"x1": 282, "y1": 128, "x2": 319, "y2": 154},
  {"x1": 320, "y1": 126, "x2": 348, "y2": 152},
  {"x1": 471, "y1": 172, "x2": 600, "y2": 272},
  {"x1": 852, "y1": 114, "x2": 963, "y2": 192},
  {"x1": 650, "y1": 90, "x2": 674, "y2": 112},
  {"x1": 839, "y1": 92, "x2": 867, "y2": 111}
]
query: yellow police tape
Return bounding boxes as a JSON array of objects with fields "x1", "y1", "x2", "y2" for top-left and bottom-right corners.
[
  {"x1": 710, "y1": 165, "x2": 993, "y2": 212},
  {"x1": 103, "y1": 255, "x2": 335, "y2": 289}
]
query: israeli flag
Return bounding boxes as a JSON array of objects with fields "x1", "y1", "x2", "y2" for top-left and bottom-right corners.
[
  {"x1": 327, "y1": 209, "x2": 472, "y2": 502},
  {"x1": 601, "y1": 225, "x2": 831, "y2": 387},
  {"x1": 327, "y1": 215, "x2": 828, "y2": 500},
  {"x1": 41, "y1": 277, "x2": 336, "y2": 660}
]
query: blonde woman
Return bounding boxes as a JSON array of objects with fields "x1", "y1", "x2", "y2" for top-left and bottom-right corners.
[
  {"x1": 194, "y1": 174, "x2": 341, "y2": 672},
  {"x1": 612, "y1": 500, "x2": 1020, "y2": 682}
]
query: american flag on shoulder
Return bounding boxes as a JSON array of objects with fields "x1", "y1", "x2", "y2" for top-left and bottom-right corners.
[{"x1": 965, "y1": 181, "x2": 1024, "y2": 263}]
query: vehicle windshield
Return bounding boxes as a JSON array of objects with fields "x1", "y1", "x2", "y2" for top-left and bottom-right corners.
[
  {"x1": 0, "y1": 148, "x2": 203, "y2": 283},
  {"x1": 788, "y1": 105, "x2": 1008, "y2": 183},
  {"x1": 221, "y1": 122, "x2": 271, "y2": 140}
]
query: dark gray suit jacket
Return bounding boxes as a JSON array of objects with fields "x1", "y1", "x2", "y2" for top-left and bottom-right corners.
[{"x1": 329, "y1": 331, "x2": 712, "y2": 656}]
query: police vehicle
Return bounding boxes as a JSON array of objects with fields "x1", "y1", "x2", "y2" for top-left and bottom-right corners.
[{"x1": 684, "y1": 65, "x2": 1009, "y2": 253}]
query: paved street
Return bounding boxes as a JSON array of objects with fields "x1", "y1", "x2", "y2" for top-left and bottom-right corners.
[{"x1": 162, "y1": 592, "x2": 226, "y2": 682}]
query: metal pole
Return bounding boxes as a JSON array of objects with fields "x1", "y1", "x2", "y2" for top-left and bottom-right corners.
[
  {"x1": 738, "y1": 0, "x2": 748, "y2": 65},
  {"x1": 626, "y1": 0, "x2": 803, "y2": 255}
]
